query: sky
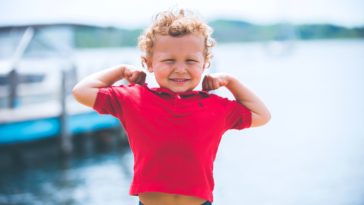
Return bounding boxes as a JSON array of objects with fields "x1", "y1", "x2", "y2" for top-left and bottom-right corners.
[{"x1": 0, "y1": 0, "x2": 363, "y2": 28}]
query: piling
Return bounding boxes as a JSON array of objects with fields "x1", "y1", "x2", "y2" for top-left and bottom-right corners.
[
  {"x1": 8, "y1": 69, "x2": 18, "y2": 109},
  {"x1": 59, "y1": 69, "x2": 72, "y2": 156}
]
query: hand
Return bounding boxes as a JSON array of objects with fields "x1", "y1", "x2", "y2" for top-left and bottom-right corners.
[
  {"x1": 123, "y1": 66, "x2": 147, "y2": 85},
  {"x1": 202, "y1": 73, "x2": 230, "y2": 91}
]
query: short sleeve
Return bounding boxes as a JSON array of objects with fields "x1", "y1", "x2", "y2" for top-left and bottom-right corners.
[
  {"x1": 93, "y1": 86, "x2": 125, "y2": 118},
  {"x1": 223, "y1": 98, "x2": 252, "y2": 130}
]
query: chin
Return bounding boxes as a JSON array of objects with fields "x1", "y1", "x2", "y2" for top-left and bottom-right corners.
[
  {"x1": 172, "y1": 89, "x2": 187, "y2": 93},
  {"x1": 171, "y1": 87, "x2": 190, "y2": 93}
]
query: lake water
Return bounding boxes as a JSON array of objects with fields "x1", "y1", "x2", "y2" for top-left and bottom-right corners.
[{"x1": 1, "y1": 40, "x2": 364, "y2": 205}]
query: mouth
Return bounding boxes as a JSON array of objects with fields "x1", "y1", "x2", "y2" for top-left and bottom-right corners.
[{"x1": 169, "y1": 78, "x2": 190, "y2": 83}]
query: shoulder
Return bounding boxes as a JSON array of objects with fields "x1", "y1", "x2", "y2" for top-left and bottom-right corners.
[
  {"x1": 98, "y1": 83, "x2": 148, "y2": 95},
  {"x1": 205, "y1": 92, "x2": 234, "y2": 105},
  {"x1": 205, "y1": 93, "x2": 252, "y2": 129},
  {"x1": 95, "y1": 84, "x2": 151, "y2": 105},
  {"x1": 93, "y1": 83, "x2": 151, "y2": 116},
  {"x1": 205, "y1": 92, "x2": 250, "y2": 112}
]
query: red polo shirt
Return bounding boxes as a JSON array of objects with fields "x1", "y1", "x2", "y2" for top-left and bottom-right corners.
[{"x1": 93, "y1": 84, "x2": 251, "y2": 202}]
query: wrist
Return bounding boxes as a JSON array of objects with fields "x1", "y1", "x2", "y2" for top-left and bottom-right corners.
[{"x1": 119, "y1": 64, "x2": 135, "y2": 80}]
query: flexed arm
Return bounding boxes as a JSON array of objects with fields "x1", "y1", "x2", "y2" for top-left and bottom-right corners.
[
  {"x1": 202, "y1": 73, "x2": 271, "y2": 127},
  {"x1": 72, "y1": 64, "x2": 146, "y2": 108}
]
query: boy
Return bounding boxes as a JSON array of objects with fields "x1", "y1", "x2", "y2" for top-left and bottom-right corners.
[{"x1": 72, "y1": 9, "x2": 270, "y2": 205}]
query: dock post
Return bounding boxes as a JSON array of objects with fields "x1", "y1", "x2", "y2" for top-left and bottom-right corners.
[
  {"x1": 8, "y1": 69, "x2": 18, "y2": 109},
  {"x1": 8, "y1": 27, "x2": 34, "y2": 109},
  {"x1": 60, "y1": 69, "x2": 72, "y2": 156}
]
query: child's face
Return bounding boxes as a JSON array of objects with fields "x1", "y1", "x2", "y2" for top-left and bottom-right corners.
[{"x1": 146, "y1": 34, "x2": 206, "y2": 93}]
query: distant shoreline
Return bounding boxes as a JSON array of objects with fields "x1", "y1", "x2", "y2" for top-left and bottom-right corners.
[{"x1": 72, "y1": 19, "x2": 364, "y2": 48}]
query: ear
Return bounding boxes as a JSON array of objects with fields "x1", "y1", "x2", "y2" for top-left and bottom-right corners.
[
  {"x1": 142, "y1": 56, "x2": 153, "y2": 73},
  {"x1": 203, "y1": 60, "x2": 210, "y2": 69}
]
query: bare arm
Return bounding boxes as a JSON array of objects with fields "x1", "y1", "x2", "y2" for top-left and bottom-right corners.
[
  {"x1": 72, "y1": 64, "x2": 146, "y2": 108},
  {"x1": 202, "y1": 73, "x2": 271, "y2": 127}
]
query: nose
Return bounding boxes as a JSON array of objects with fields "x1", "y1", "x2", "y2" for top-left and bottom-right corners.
[{"x1": 173, "y1": 62, "x2": 187, "y2": 74}]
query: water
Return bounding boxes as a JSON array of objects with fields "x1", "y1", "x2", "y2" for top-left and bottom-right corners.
[
  {"x1": 1, "y1": 40, "x2": 364, "y2": 205},
  {"x1": 213, "y1": 40, "x2": 364, "y2": 204}
]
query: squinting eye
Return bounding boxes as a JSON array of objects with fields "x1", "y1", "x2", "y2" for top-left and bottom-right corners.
[
  {"x1": 186, "y1": 59, "x2": 197, "y2": 64},
  {"x1": 163, "y1": 59, "x2": 174, "y2": 64}
]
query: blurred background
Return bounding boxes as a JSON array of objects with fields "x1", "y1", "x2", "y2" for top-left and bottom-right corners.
[{"x1": 0, "y1": 0, "x2": 363, "y2": 204}]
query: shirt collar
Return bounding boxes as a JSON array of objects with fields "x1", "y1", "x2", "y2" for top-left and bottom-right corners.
[{"x1": 143, "y1": 84, "x2": 209, "y2": 98}]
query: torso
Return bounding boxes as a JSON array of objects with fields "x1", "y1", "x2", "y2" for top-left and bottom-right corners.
[
  {"x1": 94, "y1": 85, "x2": 250, "y2": 204},
  {"x1": 139, "y1": 192, "x2": 207, "y2": 205}
]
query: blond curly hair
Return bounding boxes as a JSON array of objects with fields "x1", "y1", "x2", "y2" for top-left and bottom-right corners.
[{"x1": 138, "y1": 9, "x2": 216, "y2": 66}]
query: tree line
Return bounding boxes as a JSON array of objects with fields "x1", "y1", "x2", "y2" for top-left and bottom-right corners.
[{"x1": 74, "y1": 19, "x2": 364, "y2": 48}]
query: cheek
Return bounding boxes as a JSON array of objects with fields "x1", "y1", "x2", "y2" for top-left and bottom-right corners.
[
  {"x1": 154, "y1": 68, "x2": 170, "y2": 79},
  {"x1": 191, "y1": 66, "x2": 204, "y2": 77}
]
